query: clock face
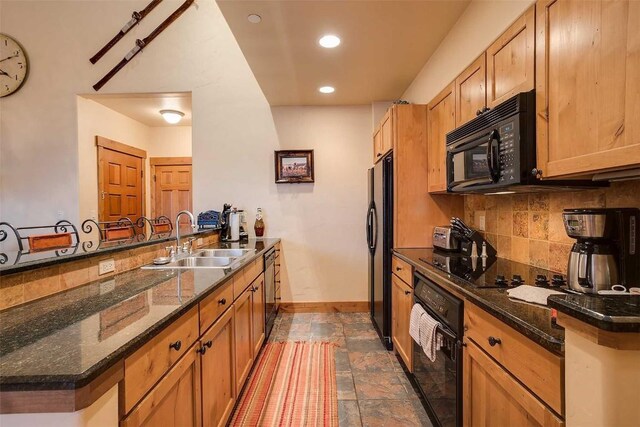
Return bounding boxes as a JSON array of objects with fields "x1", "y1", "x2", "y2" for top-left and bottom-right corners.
[{"x1": 0, "y1": 34, "x2": 28, "y2": 97}]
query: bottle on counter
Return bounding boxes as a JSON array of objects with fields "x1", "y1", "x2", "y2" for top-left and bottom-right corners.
[{"x1": 254, "y1": 208, "x2": 265, "y2": 237}]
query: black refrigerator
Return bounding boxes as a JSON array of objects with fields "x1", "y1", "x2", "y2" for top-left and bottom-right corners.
[{"x1": 366, "y1": 154, "x2": 393, "y2": 350}]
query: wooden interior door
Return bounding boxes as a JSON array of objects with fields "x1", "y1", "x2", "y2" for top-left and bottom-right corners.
[
  {"x1": 152, "y1": 158, "x2": 192, "y2": 223},
  {"x1": 97, "y1": 137, "x2": 146, "y2": 224}
]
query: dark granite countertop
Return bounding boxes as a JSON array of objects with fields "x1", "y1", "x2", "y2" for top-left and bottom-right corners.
[
  {"x1": 0, "y1": 238, "x2": 279, "y2": 392},
  {"x1": 548, "y1": 294, "x2": 640, "y2": 332},
  {"x1": 0, "y1": 228, "x2": 218, "y2": 275},
  {"x1": 393, "y1": 248, "x2": 565, "y2": 354}
]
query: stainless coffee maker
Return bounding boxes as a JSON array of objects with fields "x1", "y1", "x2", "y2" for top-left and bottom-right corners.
[{"x1": 563, "y1": 208, "x2": 639, "y2": 294}]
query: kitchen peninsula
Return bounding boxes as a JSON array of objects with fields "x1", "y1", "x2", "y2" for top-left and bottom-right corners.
[{"x1": 0, "y1": 236, "x2": 281, "y2": 427}]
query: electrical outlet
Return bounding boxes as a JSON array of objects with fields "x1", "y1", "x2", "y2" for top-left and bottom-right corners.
[
  {"x1": 98, "y1": 259, "x2": 115, "y2": 275},
  {"x1": 477, "y1": 211, "x2": 486, "y2": 231}
]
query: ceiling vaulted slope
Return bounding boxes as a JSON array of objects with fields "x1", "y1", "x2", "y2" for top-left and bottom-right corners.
[{"x1": 216, "y1": 0, "x2": 470, "y2": 106}]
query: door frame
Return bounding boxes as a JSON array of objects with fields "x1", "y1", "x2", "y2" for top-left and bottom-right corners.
[
  {"x1": 96, "y1": 136, "x2": 147, "y2": 222},
  {"x1": 149, "y1": 157, "x2": 193, "y2": 219}
]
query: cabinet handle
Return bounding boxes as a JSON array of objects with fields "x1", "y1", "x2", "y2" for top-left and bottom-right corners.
[
  {"x1": 204, "y1": 340, "x2": 212, "y2": 349},
  {"x1": 377, "y1": 153, "x2": 382, "y2": 157},
  {"x1": 396, "y1": 266, "x2": 402, "y2": 271},
  {"x1": 404, "y1": 290, "x2": 411, "y2": 295},
  {"x1": 169, "y1": 340, "x2": 182, "y2": 351},
  {"x1": 196, "y1": 346, "x2": 207, "y2": 355},
  {"x1": 488, "y1": 336, "x2": 502, "y2": 347},
  {"x1": 218, "y1": 298, "x2": 227, "y2": 305}
]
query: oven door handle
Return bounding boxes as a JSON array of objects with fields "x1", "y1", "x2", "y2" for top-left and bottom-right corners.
[
  {"x1": 448, "y1": 131, "x2": 491, "y2": 154},
  {"x1": 487, "y1": 129, "x2": 500, "y2": 183}
]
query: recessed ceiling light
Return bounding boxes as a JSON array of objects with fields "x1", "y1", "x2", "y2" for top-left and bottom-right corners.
[
  {"x1": 159, "y1": 109, "x2": 184, "y2": 124},
  {"x1": 319, "y1": 34, "x2": 341, "y2": 48},
  {"x1": 318, "y1": 86, "x2": 335, "y2": 94},
  {"x1": 247, "y1": 14, "x2": 262, "y2": 24}
]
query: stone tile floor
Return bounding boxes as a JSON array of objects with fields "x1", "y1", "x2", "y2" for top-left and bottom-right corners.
[{"x1": 269, "y1": 312, "x2": 433, "y2": 427}]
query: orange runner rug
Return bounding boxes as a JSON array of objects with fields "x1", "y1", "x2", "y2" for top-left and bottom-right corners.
[{"x1": 230, "y1": 342, "x2": 338, "y2": 427}]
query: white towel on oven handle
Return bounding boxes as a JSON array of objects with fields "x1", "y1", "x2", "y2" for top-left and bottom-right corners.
[
  {"x1": 409, "y1": 303, "x2": 424, "y2": 345},
  {"x1": 419, "y1": 309, "x2": 442, "y2": 362}
]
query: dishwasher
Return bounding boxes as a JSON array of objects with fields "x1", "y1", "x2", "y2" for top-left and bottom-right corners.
[{"x1": 264, "y1": 247, "x2": 277, "y2": 338}]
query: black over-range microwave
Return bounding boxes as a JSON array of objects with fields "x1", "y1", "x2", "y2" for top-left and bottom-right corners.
[{"x1": 445, "y1": 90, "x2": 603, "y2": 193}]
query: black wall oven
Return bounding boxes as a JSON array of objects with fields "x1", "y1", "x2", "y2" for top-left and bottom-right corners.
[{"x1": 413, "y1": 272, "x2": 463, "y2": 427}]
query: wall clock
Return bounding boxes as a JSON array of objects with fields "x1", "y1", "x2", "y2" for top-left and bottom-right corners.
[{"x1": 0, "y1": 33, "x2": 28, "y2": 97}]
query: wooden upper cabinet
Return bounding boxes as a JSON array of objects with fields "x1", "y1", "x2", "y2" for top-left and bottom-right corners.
[
  {"x1": 486, "y1": 5, "x2": 535, "y2": 108},
  {"x1": 373, "y1": 127, "x2": 383, "y2": 163},
  {"x1": 373, "y1": 107, "x2": 394, "y2": 163},
  {"x1": 536, "y1": 0, "x2": 640, "y2": 178},
  {"x1": 381, "y1": 108, "x2": 394, "y2": 156},
  {"x1": 455, "y1": 53, "x2": 487, "y2": 126},
  {"x1": 427, "y1": 82, "x2": 456, "y2": 193}
]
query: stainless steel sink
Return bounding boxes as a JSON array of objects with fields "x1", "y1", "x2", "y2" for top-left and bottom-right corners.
[
  {"x1": 142, "y1": 256, "x2": 236, "y2": 269},
  {"x1": 194, "y1": 249, "x2": 254, "y2": 258}
]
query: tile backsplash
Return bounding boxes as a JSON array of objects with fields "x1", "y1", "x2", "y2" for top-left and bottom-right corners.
[{"x1": 464, "y1": 181, "x2": 640, "y2": 274}]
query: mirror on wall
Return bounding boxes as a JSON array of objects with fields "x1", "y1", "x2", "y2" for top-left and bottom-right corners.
[{"x1": 0, "y1": 92, "x2": 198, "y2": 269}]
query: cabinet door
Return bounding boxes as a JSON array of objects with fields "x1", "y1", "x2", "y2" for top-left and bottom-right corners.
[
  {"x1": 121, "y1": 344, "x2": 202, "y2": 427},
  {"x1": 486, "y1": 5, "x2": 534, "y2": 108},
  {"x1": 234, "y1": 286, "x2": 254, "y2": 394},
  {"x1": 373, "y1": 127, "x2": 383, "y2": 163},
  {"x1": 391, "y1": 274, "x2": 413, "y2": 371},
  {"x1": 455, "y1": 54, "x2": 487, "y2": 126},
  {"x1": 463, "y1": 339, "x2": 564, "y2": 427},
  {"x1": 381, "y1": 108, "x2": 394, "y2": 156},
  {"x1": 251, "y1": 273, "x2": 265, "y2": 356},
  {"x1": 536, "y1": 0, "x2": 640, "y2": 178},
  {"x1": 427, "y1": 82, "x2": 456, "y2": 193},
  {"x1": 201, "y1": 308, "x2": 236, "y2": 427}
]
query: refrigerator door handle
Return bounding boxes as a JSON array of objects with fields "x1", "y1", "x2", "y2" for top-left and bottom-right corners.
[
  {"x1": 366, "y1": 203, "x2": 373, "y2": 250},
  {"x1": 371, "y1": 205, "x2": 378, "y2": 252}
]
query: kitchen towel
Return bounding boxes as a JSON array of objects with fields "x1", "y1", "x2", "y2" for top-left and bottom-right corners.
[
  {"x1": 506, "y1": 285, "x2": 564, "y2": 306},
  {"x1": 419, "y1": 309, "x2": 442, "y2": 363},
  {"x1": 409, "y1": 303, "x2": 425, "y2": 345}
]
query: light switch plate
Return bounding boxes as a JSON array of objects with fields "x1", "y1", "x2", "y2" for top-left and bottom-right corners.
[{"x1": 98, "y1": 259, "x2": 115, "y2": 275}]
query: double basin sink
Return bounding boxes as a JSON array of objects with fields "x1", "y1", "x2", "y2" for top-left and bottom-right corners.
[{"x1": 142, "y1": 248, "x2": 255, "y2": 270}]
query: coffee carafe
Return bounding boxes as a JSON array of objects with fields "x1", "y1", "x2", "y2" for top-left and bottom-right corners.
[{"x1": 563, "y1": 208, "x2": 639, "y2": 294}]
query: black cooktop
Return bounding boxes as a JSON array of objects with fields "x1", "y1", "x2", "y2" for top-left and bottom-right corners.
[{"x1": 419, "y1": 250, "x2": 567, "y2": 289}]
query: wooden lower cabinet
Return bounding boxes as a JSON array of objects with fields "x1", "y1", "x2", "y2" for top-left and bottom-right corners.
[
  {"x1": 463, "y1": 339, "x2": 563, "y2": 427},
  {"x1": 251, "y1": 274, "x2": 266, "y2": 356},
  {"x1": 201, "y1": 308, "x2": 236, "y2": 427},
  {"x1": 234, "y1": 286, "x2": 254, "y2": 395},
  {"x1": 391, "y1": 274, "x2": 413, "y2": 371},
  {"x1": 121, "y1": 343, "x2": 202, "y2": 427}
]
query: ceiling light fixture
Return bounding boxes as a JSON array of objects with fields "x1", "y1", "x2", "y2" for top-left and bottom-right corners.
[
  {"x1": 159, "y1": 109, "x2": 184, "y2": 124},
  {"x1": 319, "y1": 34, "x2": 341, "y2": 48},
  {"x1": 247, "y1": 14, "x2": 262, "y2": 24},
  {"x1": 318, "y1": 86, "x2": 335, "y2": 94}
]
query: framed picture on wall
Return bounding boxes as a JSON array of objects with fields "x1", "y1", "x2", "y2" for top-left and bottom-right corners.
[{"x1": 274, "y1": 150, "x2": 315, "y2": 184}]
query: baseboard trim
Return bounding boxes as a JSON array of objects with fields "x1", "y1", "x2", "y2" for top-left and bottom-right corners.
[{"x1": 279, "y1": 301, "x2": 369, "y2": 313}]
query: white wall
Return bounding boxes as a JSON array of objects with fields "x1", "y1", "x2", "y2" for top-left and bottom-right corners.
[
  {"x1": 76, "y1": 97, "x2": 192, "y2": 222},
  {"x1": 77, "y1": 97, "x2": 151, "y2": 221},
  {"x1": 402, "y1": 0, "x2": 535, "y2": 104},
  {"x1": 149, "y1": 126, "x2": 192, "y2": 158},
  {"x1": 0, "y1": 1, "x2": 370, "y2": 302}
]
